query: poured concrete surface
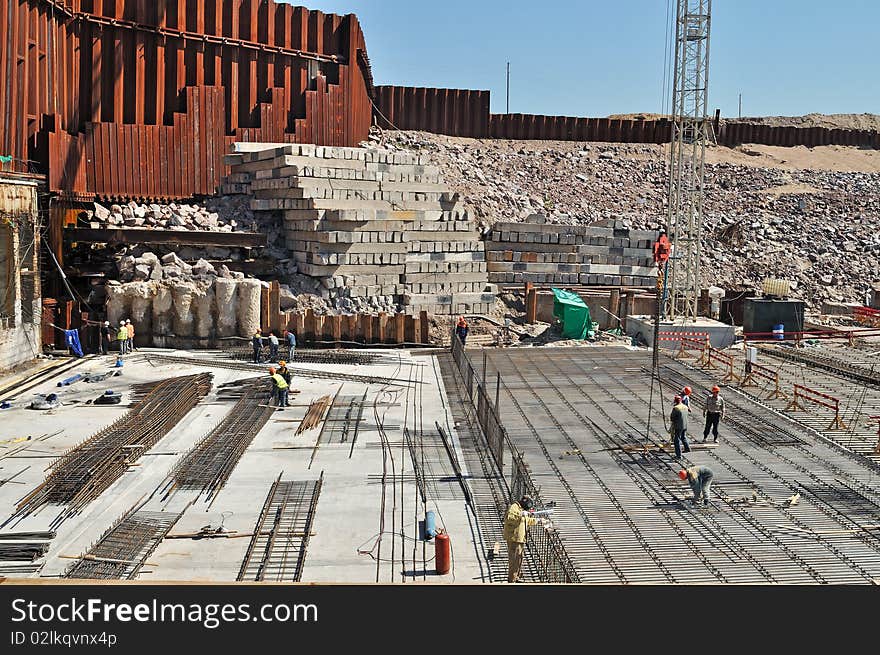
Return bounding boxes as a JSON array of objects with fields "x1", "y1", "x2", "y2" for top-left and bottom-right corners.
[{"x1": 0, "y1": 349, "x2": 488, "y2": 584}]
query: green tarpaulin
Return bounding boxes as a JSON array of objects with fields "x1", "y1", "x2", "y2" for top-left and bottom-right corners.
[{"x1": 551, "y1": 288, "x2": 593, "y2": 340}]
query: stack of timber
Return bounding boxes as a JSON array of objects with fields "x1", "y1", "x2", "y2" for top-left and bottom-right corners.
[{"x1": 225, "y1": 145, "x2": 494, "y2": 315}]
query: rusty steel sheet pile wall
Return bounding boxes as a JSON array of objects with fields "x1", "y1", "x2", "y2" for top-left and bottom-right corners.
[
  {"x1": 374, "y1": 86, "x2": 490, "y2": 138},
  {"x1": 0, "y1": 0, "x2": 374, "y2": 200},
  {"x1": 374, "y1": 85, "x2": 880, "y2": 149}
]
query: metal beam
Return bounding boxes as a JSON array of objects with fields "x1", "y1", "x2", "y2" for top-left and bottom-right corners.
[{"x1": 64, "y1": 227, "x2": 266, "y2": 247}]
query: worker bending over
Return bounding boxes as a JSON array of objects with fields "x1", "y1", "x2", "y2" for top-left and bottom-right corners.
[
  {"x1": 670, "y1": 395, "x2": 691, "y2": 459},
  {"x1": 502, "y1": 495, "x2": 548, "y2": 583},
  {"x1": 679, "y1": 465, "x2": 714, "y2": 506},
  {"x1": 703, "y1": 385, "x2": 725, "y2": 442}
]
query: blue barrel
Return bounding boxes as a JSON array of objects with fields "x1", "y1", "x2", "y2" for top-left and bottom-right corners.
[
  {"x1": 425, "y1": 511, "x2": 437, "y2": 540},
  {"x1": 772, "y1": 324, "x2": 785, "y2": 341}
]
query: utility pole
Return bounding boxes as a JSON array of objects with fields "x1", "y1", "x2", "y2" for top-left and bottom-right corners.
[
  {"x1": 506, "y1": 62, "x2": 510, "y2": 113},
  {"x1": 738, "y1": 93, "x2": 742, "y2": 118},
  {"x1": 664, "y1": 0, "x2": 712, "y2": 322}
]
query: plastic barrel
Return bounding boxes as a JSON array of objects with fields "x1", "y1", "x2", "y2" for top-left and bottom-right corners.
[
  {"x1": 772, "y1": 324, "x2": 785, "y2": 341},
  {"x1": 435, "y1": 533, "x2": 450, "y2": 575}
]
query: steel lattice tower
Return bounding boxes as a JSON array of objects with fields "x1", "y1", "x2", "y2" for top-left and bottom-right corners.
[{"x1": 665, "y1": 0, "x2": 712, "y2": 320}]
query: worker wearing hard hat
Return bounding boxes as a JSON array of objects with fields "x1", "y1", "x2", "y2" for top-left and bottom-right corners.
[
  {"x1": 268, "y1": 366, "x2": 289, "y2": 408},
  {"x1": 670, "y1": 395, "x2": 691, "y2": 459},
  {"x1": 277, "y1": 360, "x2": 292, "y2": 386},
  {"x1": 455, "y1": 317, "x2": 469, "y2": 346},
  {"x1": 679, "y1": 465, "x2": 715, "y2": 506},
  {"x1": 502, "y1": 495, "x2": 547, "y2": 583},
  {"x1": 681, "y1": 386, "x2": 692, "y2": 408},
  {"x1": 703, "y1": 385, "x2": 725, "y2": 442}
]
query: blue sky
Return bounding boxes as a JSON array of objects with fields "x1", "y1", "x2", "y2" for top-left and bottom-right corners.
[{"x1": 302, "y1": 0, "x2": 878, "y2": 118}]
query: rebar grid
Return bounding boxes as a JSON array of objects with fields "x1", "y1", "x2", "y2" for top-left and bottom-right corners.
[
  {"x1": 11, "y1": 374, "x2": 211, "y2": 526},
  {"x1": 167, "y1": 379, "x2": 275, "y2": 501},
  {"x1": 237, "y1": 475, "x2": 323, "y2": 582},
  {"x1": 479, "y1": 347, "x2": 880, "y2": 584},
  {"x1": 64, "y1": 509, "x2": 181, "y2": 580}
]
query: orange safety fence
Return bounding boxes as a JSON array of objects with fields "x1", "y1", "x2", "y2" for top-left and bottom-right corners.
[
  {"x1": 854, "y1": 307, "x2": 880, "y2": 328},
  {"x1": 744, "y1": 327, "x2": 880, "y2": 347},
  {"x1": 701, "y1": 346, "x2": 741, "y2": 383},
  {"x1": 657, "y1": 331, "x2": 710, "y2": 361},
  {"x1": 740, "y1": 361, "x2": 788, "y2": 400},
  {"x1": 785, "y1": 384, "x2": 847, "y2": 430}
]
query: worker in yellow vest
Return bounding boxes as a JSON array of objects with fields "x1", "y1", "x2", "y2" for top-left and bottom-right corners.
[
  {"x1": 268, "y1": 366, "x2": 289, "y2": 409},
  {"x1": 116, "y1": 321, "x2": 129, "y2": 354}
]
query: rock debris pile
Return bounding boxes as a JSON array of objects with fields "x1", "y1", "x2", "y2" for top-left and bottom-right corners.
[{"x1": 378, "y1": 130, "x2": 880, "y2": 307}]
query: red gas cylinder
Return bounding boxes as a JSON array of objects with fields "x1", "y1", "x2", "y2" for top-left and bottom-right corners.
[{"x1": 435, "y1": 532, "x2": 451, "y2": 575}]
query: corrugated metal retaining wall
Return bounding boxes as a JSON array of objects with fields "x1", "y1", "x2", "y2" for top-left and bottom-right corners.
[
  {"x1": 374, "y1": 86, "x2": 489, "y2": 138},
  {"x1": 0, "y1": 0, "x2": 374, "y2": 200},
  {"x1": 374, "y1": 86, "x2": 880, "y2": 149}
]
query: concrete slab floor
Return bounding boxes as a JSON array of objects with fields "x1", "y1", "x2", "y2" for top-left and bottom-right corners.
[{"x1": 0, "y1": 348, "x2": 489, "y2": 584}]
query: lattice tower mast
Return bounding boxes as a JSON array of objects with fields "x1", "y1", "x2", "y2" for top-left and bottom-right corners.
[{"x1": 665, "y1": 0, "x2": 712, "y2": 320}]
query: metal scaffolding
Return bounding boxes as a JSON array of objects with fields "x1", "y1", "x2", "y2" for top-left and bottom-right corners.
[{"x1": 665, "y1": 0, "x2": 712, "y2": 320}]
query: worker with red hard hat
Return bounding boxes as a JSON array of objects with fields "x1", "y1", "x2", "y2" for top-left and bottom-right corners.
[
  {"x1": 679, "y1": 465, "x2": 715, "y2": 507},
  {"x1": 703, "y1": 385, "x2": 725, "y2": 442},
  {"x1": 681, "y1": 386, "x2": 692, "y2": 408}
]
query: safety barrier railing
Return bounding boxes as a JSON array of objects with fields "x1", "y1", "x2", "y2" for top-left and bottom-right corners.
[
  {"x1": 658, "y1": 330, "x2": 709, "y2": 361},
  {"x1": 740, "y1": 361, "x2": 788, "y2": 400},
  {"x1": 449, "y1": 334, "x2": 580, "y2": 583},
  {"x1": 854, "y1": 306, "x2": 880, "y2": 328},
  {"x1": 702, "y1": 346, "x2": 741, "y2": 383},
  {"x1": 785, "y1": 384, "x2": 848, "y2": 430},
  {"x1": 744, "y1": 328, "x2": 880, "y2": 347}
]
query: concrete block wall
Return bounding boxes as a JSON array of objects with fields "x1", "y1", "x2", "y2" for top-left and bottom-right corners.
[
  {"x1": 227, "y1": 144, "x2": 493, "y2": 315},
  {"x1": 487, "y1": 221, "x2": 659, "y2": 288}
]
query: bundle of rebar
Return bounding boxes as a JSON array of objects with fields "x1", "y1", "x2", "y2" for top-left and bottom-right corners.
[
  {"x1": 296, "y1": 395, "x2": 333, "y2": 435},
  {"x1": 144, "y1": 353, "x2": 413, "y2": 386},
  {"x1": 167, "y1": 379, "x2": 275, "y2": 501},
  {"x1": 13, "y1": 374, "x2": 212, "y2": 524},
  {"x1": 224, "y1": 346, "x2": 383, "y2": 366},
  {"x1": 64, "y1": 508, "x2": 182, "y2": 580},
  {"x1": 0, "y1": 542, "x2": 50, "y2": 561}
]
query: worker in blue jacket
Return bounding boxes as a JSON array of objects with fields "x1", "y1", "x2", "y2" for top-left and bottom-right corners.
[{"x1": 455, "y1": 317, "x2": 469, "y2": 346}]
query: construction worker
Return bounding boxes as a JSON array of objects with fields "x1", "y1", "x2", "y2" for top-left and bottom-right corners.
[
  {"x1": 252, "y1": 330, "x2": 263, "y2": 363},
  {"x1": 284, "y1": 328, "x2": 297, "y2": 361},
  {"x1": 670, "y1": 395, "x2": 691, "y2": 459},
  {"x1": 679, "y1": 465, "x2": 715, "y2": 506},
  {"x1": 681, "y1": 386, "x2": 692, "y2": 408},
  {"x1": 278, "y1": 360, "x2": 292, "y2": 386},
  {"x1": 116, "y1": 321, "x2": 129, "y2": 354},
  {"x1": 268, "y1": 331, "x2": 280, "y2": 362},
  {"x1": 100, "y1": 321, "x2": 112, "y2": 355},
  {"x1": 268, "y1": 366, "x2": 289, "y2": 408},
  {"x1": 455, "y1": 317, "x2": 469, "y2": 346},
  {"x1": 502, "y1": 495, "x2": 547, "y2": 583},
  {"x1": 125, "y1": 319, "x2": 135, "y2": 352},
  {"x1": 703, "y1": 385, "x2": 725, "y2": 442}
]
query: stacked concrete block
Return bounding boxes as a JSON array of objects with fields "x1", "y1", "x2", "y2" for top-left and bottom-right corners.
[
  {"x1": 486, "y1": 221, "x2": 659, "y2": 287},
  {"x1": 226, "y1": 144, "x2": 493, "y2": 315}
]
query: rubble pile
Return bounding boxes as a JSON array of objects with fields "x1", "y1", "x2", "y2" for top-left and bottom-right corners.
[
  {"x1": 83, "y1": 196, "x2": 257, "y2": 232},
  {"x1": 378, "y1": 130, "x2": 880, "y2": 308}
]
